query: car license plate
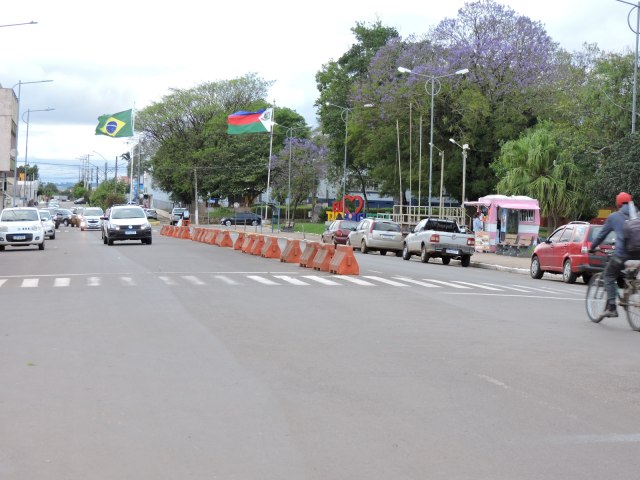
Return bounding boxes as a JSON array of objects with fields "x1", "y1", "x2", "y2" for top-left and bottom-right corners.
[
  {"x1": 13, "y1": 235, "x2": 26, "y2": 240},
  {"x1": 125, "y1": 230, "x2": 136, "y2": 235},
  {"x1": 446, "y1": 248, "x2": 459, "y2": 254}
]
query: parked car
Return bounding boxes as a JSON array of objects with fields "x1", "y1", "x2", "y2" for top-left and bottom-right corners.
[
  {"x1": 530, "y1": 221, "x2": 615, "y2": 284},
  {"x1": 347, "y1": 218, "x2": 404, "y2": 256},
  {"x1": 220, "y1": 212, "x2": 262, "y2": 226},
  {"x1": 38, "y1": 209, "x2": 56, "y2": 239},
  {"x1": 73, "y1": 197, "x2": 86, "y2": 205},
  {"x1": 78, "y1": 207, "x2": 104, "y2": 231},
  {"x1": 101, "y1": 205, "x2": 152, "y2": 245},
  {"x1": 53, "y1": 208, "x2": 72, "y2": 227},
  {"x1": 321, "y1": 220, "x2": 359, "y2": 245},
  {"x1": 0, "y1": 207, "x2": 45, "y2": 251},
  {"x1": 145, "y1": 208, "x2": 158, "y2": 220},
  {"x1": 170, "y1": 207, "x2": 186, "y2": 225},
  {"x1": 402, "y1": 217, "x2": 475, "y2": 267}
]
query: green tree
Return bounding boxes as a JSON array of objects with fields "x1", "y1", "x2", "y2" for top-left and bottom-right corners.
[
  {"x1": 90, "y1": 178, "x2": 129, "y2": 209},
  {"x1": 38, "y1": 182, "x2": 59, "y2": 200}
]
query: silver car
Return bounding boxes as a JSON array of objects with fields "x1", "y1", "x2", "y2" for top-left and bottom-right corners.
[
  {"x1": 39, "y1": 209, "x2": 56, "y2": 240},
  {"x1": 78, "y1": 207, "x2": 104, "y2": 231},
  {"x1": 347, "y1": 218, "x2": 404, "y2": 256}
]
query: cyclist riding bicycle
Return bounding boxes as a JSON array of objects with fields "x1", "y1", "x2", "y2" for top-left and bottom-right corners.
[{"x1": 588, "y1": 192, "x2": 634, "y2": 318}]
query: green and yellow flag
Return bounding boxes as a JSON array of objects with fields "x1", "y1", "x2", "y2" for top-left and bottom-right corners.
[{"x1": 95, "y1": 109, "x2": 134, "y2": 138}]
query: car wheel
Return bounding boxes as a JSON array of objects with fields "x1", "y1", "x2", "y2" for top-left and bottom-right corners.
[
  {"x1": 63, "y1": 220, "x2": 69, "y2": 226},
  {"x1": 251, "y1": 220, "x2": 258, "y2": 226},
  {"x1": 395, "y1": 250, "x2": 402, "y2": 257},
  {"x1": 108, "y1": 237, "x2": 114, "y2": 246},
  {"x1": 81, "y1": 227, "x2": 85, "y2": 231},
  {"x1": 103, "y1": 233, "x2": 107, "y2": 245},
  {"x1": 441, "y1": 257, "x2": 451, "y2": 265},
  {"x1": 402, "y1": 244, "x2": 411, "y2": 260},
  {"x1": 461, "y1": 254, "x2": 471, "y2": 267},
  {"x1": 39, "y1": 241, "x2": 45, "y2": 251},
  {"x1": 379, "y1": 249, "x2": 387, "y2": 256},
  {"x1": 582, "y1": 273, "x2": 592, "y2": 284},
  {"x1": 0, "y1": 245, "x2": 4, "y2": 251},
  {"x1": 147, "y1": 238, "x2": 152, "y2": 245},
  {"x1": 50, "y1": 233, "x2": 55, "y2": 240},
  {"x1": 563, "y1": 259, "x2": 578, "y2": 283},
  {"x1": 530, "y1": 255, "x2": 544, "y2": 279},
  {"x1": 420, "y1": 244, "x2": 430, "y2": 263},
  {"x1": 225, "y1": 220, "x2": 232, "y2": 227},
  {"x1": 360, "y1": 240, "x2": 368, "y2": 254}
]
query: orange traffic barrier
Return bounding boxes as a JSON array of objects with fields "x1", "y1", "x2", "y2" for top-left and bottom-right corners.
[
  {"x1": 218, "y1": 230, "x2": 233, "y2": 248},
  {"x1": 251, "y1": 235, "x2": 265, "y2": 256},
  {"x1": 241, "y1": 234, "x2": 255, "y2": 253},
  {"x1": 178, "y1": 226, "x2": 191, "y2": 239},
  {"x1": 299, "y1": 241, "x2": 319, "y2": 268},
  {"x1": 160, "y1": 225, "x2": 169, "y2": 236},
  {"x1": 214, "y1": 229, "x2": 227, "y2": 246},
  {"x1": 192, "y1": 227, "x2": 203, "y2": 242},
  {"x1": 329, "y1": 244, "x2": 360, "y2": 275},
  {"x1": 261, "y1": 236, "x2": 281, "y2": 259},
  {"x1": 280, "y1": 239, "x2": 303, "y2": 263},
  {"x1": 234, "y1": 232, "x2": 245, "y2": 250},
  {"x1": 312, "y1": 243, "x2": 335, "y2": 272},
  {"x1": 168, "y1": 226, "x2": 178, "y2": 237}
]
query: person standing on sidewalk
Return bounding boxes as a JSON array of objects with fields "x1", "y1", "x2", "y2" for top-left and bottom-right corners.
[{"x1": 473, "y1": 212, "x2": 483, "y2": 233}]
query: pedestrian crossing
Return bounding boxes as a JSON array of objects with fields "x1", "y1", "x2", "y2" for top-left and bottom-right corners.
[{"x1": 0, "y1": 273, "x2": 585, "y2": 296}]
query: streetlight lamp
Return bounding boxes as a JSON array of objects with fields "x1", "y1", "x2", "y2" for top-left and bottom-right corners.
[
  {"x1": 617, "y1": 0, "x2": 640, "y2": 133},
  {"x1": 22, "y1": 107, "x2": 54, "y2": 205},
  {"x1": 398, "y1": 66, "x2": 468, "y2": 216},
  {"x1": 449, "y1": 138, "x2": 469, "y2": 209},
  {"x1": 429, "y1": 142, "x2": 446, "y2": 218},
  {"x1": 11, "y1": 79, "x2": 53, "y2": 205}
]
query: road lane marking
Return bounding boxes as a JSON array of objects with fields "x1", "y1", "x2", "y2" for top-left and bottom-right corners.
[
  {"x1": 339, "y1": 276, "x2": 377, "y2": 286},
  {"x1": 248, "y1": 275, "x2": 280, "y2": 285},
  {"x1": 423, "y1": 279, "x2": 470, "y2": 289},
  {"x1": 362, "y1": 276, "x2": 409, "y2": 287},
  {"x1": 54, "y1": 278, "x2": 71, "y2": 287},
  {"x1": 551, "y1": 433, "x2": 640, "y2": 445},
  {"x1": 87, "y1": 277, "x2": 100, "y2": 287},
  {"x1": 0, "y1": 279, "x2": 6, "y2": 288},
  {"x1": 213, "y1": 275, "x2": 240, "y2": 285},
  {"x1": 182, "y1": 275, "x2": 205, "y2": 286},
  {"x1": 121, "y1": 277, "x2": 136, "y2": 286},
  {"x1": 452, "y1": 281, "x2": 502, "y2": 291},
  {"x1": 273, "y1": 275, "x2": 310, "y2": 286},
  {"x1": 482, "y1": 283, "x2": 532, "y2": 292},
  {"x1": 477, "y1": 374, "x2": 510, "y2": 389},
  {"x1": 159, "y1": 276, "x2": 177, "y2": 286},
  {"x1": 393, "y1": 276, "x2": 440, "y2": 288},
  {"x1": 302, "y1": 275, "x2": 341, "y2": 286},
  {"x1": 22, "y1": 279, "x2": 39, "y2": 288}
]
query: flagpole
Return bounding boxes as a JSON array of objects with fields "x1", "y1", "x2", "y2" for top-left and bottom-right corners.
[
  {"x1": 264, "y1": 103, "x2": 275, "y2": 230},
  {"x1": 128, "y1": 142, "x2": 134, "y2": 203}
]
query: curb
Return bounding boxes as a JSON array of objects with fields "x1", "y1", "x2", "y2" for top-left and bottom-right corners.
[{"x1": 471, "y1": 262, "x2": 530, "y2": 275}]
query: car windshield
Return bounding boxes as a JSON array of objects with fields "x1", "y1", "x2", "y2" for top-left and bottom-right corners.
[
  {"x1": 373, "y1": 222, "x2": 401, "y2": 232},
  {"x1": 173, "y1": 208, "x2": 185, "y2": 214},
  {"x1": 84, "y1": 208, "x2": 103, "y2": 216},
  {"x1": 337, "y1": 221, "x2": 359, "y2": 230},
  {"x1": 112, "y1": 208, "x2": 145, "y2": 219},
  {"x1": 1, "y1": 209, "x2": 39, "y2": 222},
  {"x1": 39, "y1": 211, "x2": 52, "y2": 220}
]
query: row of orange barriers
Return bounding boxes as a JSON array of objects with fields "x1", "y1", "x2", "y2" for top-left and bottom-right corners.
[{"x1": 159, "y1": 226, "x2": 359, "y2": 275}]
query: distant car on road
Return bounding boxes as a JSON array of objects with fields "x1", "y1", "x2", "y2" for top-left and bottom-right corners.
[
  {"x1": 220, "y1": 212, "x2": 262, "y2": 227},
  {"x1": 53, "y1": 208, "x2": 72, "y2": 227},
  {"x1": 0, "y1": 207, "x2": 46, "y2": 251},
  {"x1": 321, "y1": 220, "x2": 359, "y2": 245},
  {"x1": 101, "y1": 205, "x2": 152, "y2": 245},
  {"x1": 170, "y1": 207, "x2": 186, "y2": 225},
  {"x1": 38, "y1": 209, "x2": 56, "y2": 239},
  {"x1": 145, "y1": 208, "x2": 158, "y2": 220},
  {"x1": 347, "y1": 218, "x2": 404, "y2": 256},
  {"x1": 73, "y1": 198, "x2": 86, "y2": 205},
  {"x1": 78, "y1": 207, "x2": 104, "y2": 231}
]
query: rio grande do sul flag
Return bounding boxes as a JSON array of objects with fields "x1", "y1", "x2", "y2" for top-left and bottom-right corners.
[
  {"x1": 95, "y1": 109, "x2": 134, "y2": 138},
  {"x1": 227, "y1": 108, "x2": 274, "y2": 134}
]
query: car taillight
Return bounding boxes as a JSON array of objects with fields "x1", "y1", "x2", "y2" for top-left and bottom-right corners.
[
  {"x1": 430, "y1": 233, "x2": 440, "y2": 243},
  {"x1": 467, "y1": 238, "x2": 475, "y2": 246}
]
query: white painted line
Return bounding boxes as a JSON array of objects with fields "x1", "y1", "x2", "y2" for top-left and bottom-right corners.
[
  {"x1": 213, "y1": 275, "x2": 239, "y2": 285},
  {"x1": 422, "y1": 279, "x2": 470, "y2": 289},
  {"x1": 452, "y1": 281, "x2": 502, "y2": 291},
  {"x1": 53, "y1": 278, "x2": 71, "y2": 288},
  {"x1": 158, "y1": 276, "x2": 177, "y2": 286},
  {"x1": 22, "y1": 278, "x2": 39, "y2": 288},
  {"x1": 338, "y1": 276, "x2": 377, "y2": 286},
  {"x1": 121, "y1": 277, "x2": 136, "y2": 286},
  {"x1": 477, "y1": 374, "x2": 510, "y2": 389},
  {"x1": 551, "y1": 433, "x2": 640, "y2": 445},
  {"x1": 363, "y1": 276, "x2": 409, "y2": 287},
  {"x1": 513, "y1": 284, "x2": 577, "y2": 295},
  {"x1": 0, "y1": 279, "x2": 6, "y2": 288},
  {"x1": 274, "y1": 275, "x2": 310, "y2": 286},
  {"x1": 483, "y1": 283, "x2": 532, "y2": 293},
  {"x1": 87, "y1": 277, "x2": 100, "y2": 287},
  {"x1": 182, "y1": 275, "x2": 205, "y2": 286},
  {"x1": 248, "y1": 275, "x2": 280, "y2": 285},
  {"x1": 302, "y1": 275, "x2": 341, "y2": 286},
  {"x1": 393, "y1": 276, "x2": 440, "y2": 288}
]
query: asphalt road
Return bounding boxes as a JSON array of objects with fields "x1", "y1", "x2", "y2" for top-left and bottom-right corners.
[{"x1": 2, "y1": 222, "x2": 640, "y2": 479}]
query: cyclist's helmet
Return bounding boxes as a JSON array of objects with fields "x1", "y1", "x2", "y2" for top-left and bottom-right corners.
[{"x1": 616, "y1": 191, "x2": 632, "y2": 208}]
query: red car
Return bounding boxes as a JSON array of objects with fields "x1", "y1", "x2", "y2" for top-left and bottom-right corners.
[
  {"x1": 321, "y1": 219, "x2": 359, "y2": 246},
  {"x1": 530, "y1": 221, "x2": 615, "y2": 284}
]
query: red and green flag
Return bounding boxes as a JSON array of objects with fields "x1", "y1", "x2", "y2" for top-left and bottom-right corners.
[
  {"x1": 95, "y1": 109, "x2": 134, "y2": 138},
  {"x1": 227, "y1": 108, "x2": 274, "y2": 135}
]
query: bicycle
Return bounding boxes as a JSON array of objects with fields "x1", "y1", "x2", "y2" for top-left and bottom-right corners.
[{"x1": 585, "y1": 254, "x2": 640, "y2": 331}]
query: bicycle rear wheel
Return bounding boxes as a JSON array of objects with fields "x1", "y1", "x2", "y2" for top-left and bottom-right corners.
[
  {"x1": 586, "y1": 273, "x2": 607, "y2": 323},
  {"x1": 625, "y1": 286, "x2": 640, "y2": 331}
]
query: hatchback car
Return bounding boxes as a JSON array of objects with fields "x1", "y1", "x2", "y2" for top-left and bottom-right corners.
[
  {"x1": 347, "y1": 218, "x2": 404, "y2": 256},
  {"x1": 220, "y1": 212, "x2": 262, "y2": 226},
  {"x1": 54, "y1": 208, "x2": 72, "y2": 227},
  {"x1": 0, "y1": 207, "x2": 45, "y2": 251},
  {"x1": 145, "y1": 208, "x2": 158, "y2": 220},
  {"x1": 101, "y1": 205, "x2": 152, "y2": 245},
  {"x1": 170, "y1": 207, "x2": 186, "y2": 225},
  {"x1": 38, "y1": 209, "x2": 56, "y2": 240},
  {"x1": 321, "y1": 219, "x2": 359, "y2": 245},
  {"x1": 530, "y1": 221, "x2": 615, "y2": 284},
  {"x1": 78, "y1": 207, "x2": 104, "y2": 231}
]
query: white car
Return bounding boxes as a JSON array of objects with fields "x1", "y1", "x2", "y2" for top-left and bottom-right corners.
[
  {"x1": 0, "y1": 207, "x2": 46, "y2": 251},
  {"x1": 38, "y1": 209, "x2": 56, "y2": 240},
  {"x1": 78, "y1": 206, "x2": 104, "y2": 231}
]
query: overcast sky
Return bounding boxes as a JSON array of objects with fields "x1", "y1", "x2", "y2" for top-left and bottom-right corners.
[{"x1": 1, "y1": 0, "x2": 635, "y2": 184}]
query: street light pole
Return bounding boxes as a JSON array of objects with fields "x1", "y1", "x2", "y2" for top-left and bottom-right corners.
[
  {"x1": 398, "y1": 67, "x2": 468, "y2": 217},
  {"x1": 429, "y1": 142, "x2": 445, "y2": 218},
  {"x1": 617, "y1": 0, "x2": 640, "y2": 133},
  {"x1": 449, "y1": 138, "x2": 469, "y2": 209},
  {"x1": 22, "y1": 107, "x2": 54, "y2": 205},
  {"x1": 11, "y1": 79, "x2": 53, "y2": 205}
]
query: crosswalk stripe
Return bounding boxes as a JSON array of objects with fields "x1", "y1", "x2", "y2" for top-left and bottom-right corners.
[
  {"x1": 121, "y1": 277, "x2": 136, "y2": 286},
  {"x1": 0, "y1": 279, "x2": 6, "y2": 288},
  {"x1": 213, "y1": 275, "x2": 240, "y2": 285},
  {"x1": 22, "y1": 278, "x2": 39, "y2": 288},
  {"x1": 363, "y1": 276, "x2": 409, "y2": 287},
  {"x1": 87, "y1": 277, "x2": 100, "y2": 287},
  {"x1": 483, "y1": 283, "x2": 531, "y2": 293},
  {"x1": 513, "y1": 284, "x2": 567, "y2": 295},
  {"x1": 421, "y1": 279, "x2": 470, "y2": 289},
  {"x1": 452, "y1": 281, "x2": 502, "y2": 291},
  {"x1": 273, "y1": 275, "x2": 310, "y2": 286},
  {"x1": 159, "y1": 276, "x2": 177, "y2": 286},
  {"x1": 54, "y1": 278, "x2": 71, "y2": 287},
  {"x1": 248, "y1": 275, "x2": 280, "y2": 285},
  {"x1": 182, "y1": 275, "x2": 205, "y2": 286},
  {"x1": 393, "y1": 276, "x2": 440, "y2": 288},
  {"x1": 339, "y1": 276, "x2": 377, "y2": 286},
  {"x1": 302, "y1": 275, "x2": 341, "y2": 286}
]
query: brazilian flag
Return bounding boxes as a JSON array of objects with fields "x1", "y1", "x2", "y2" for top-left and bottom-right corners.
[{"x1": 95, "y1": 109, "x2": 134, "y2": 138}]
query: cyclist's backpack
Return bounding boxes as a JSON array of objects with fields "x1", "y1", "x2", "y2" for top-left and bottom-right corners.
[{"x1": 624, "y1": 215, "x2": 640, "y2": 259}]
